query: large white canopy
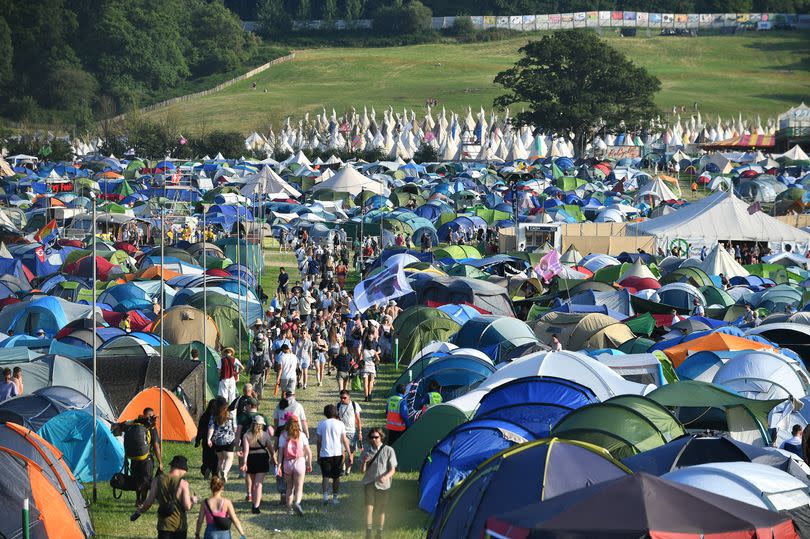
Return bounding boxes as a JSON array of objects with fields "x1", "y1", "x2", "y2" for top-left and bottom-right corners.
[
  {"x1": 627, "y1": 191, "x2": 810, "y2": 254},
  {"x1": 310, "y1": 166, "x2": 389, "y2": 196},
  {"x1": 697, "y1": 243, "x2": 750, "y2": 278}
]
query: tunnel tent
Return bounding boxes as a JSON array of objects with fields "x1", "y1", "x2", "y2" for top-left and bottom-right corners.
[
  {"x1": 418, "y1": 418, "x2": 534, "y2": 513},
  {"x1": 472, "y1": 376, "x2": 599, "y2": 437},
  {"x1": 391, "y1": 403, "x2": 471, "y2": 472},
  {"x1": 533, "y1": 312, "x2": 635, "y2": 351}
]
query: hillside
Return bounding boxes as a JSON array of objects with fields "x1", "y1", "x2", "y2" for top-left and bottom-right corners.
[{"x1": 143, "y1": 31, "x2": 810, "y2": 133}]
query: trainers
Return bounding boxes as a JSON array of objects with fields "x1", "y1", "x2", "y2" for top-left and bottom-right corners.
[
  {"x1": 366, "y1": 530, "x2": 373, "y2": 539},
  {"x1": 294, "y1": 503, "x2": 304, "y2": 516},
  {"x1": 287, "y1": 508, "x2": 294, "y2": 516},
  {"x1": 251, "y1": 506, "x2": 261, "y2": 514},
  {"x1": 331, "y1": 497, "x2": 340, "y2": 505},
  {"x1": 323, "y1": 495, "x2": 329, "y2": 506}
]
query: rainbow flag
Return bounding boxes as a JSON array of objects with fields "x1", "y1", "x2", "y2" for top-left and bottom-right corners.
[{"x1": 34, "y1": 219, "x2": 59, "y2": 245}]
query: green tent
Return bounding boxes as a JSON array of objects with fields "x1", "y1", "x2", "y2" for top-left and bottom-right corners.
[
  {"x1": 436, "y1": 211, "x2": 457, "y2": 228},
  {"x1": 391, "y1": 404, "x2": 470, "y2": 472},
  {"x1": 557, "y1": 176, "x2": 587, "y2": 191},
  {"x1": 433, "y1": 245, "x2": 481, "y2": 260},
  {"x1": 164, "y1": 341, "x2": 219, "y2": 398},
  {"x1": 646, "y1": 380, "x2": 784, "y2": 446},
  {"x1": 115, "y1": 180, "x2": 136, "y2": 197},
  {"x1": 397, "y1": 317, "x2": 461, "y2": 366},
  {"x1": 446, "y1": 264, "x2": 490, "y2": 279},
  {"x1": 659, "y1": 267, "x2": 714, "y2": 287},
  {"x1": 618, "y1": 337, "x2": 655, "y2": 354},
  {"x1": 744, "y1": 263, "x2": 800, "y2": 284},
  {"x1": 592, "y1": 263, "x2": 631, "y2": 284},
  {"x1": 624, "y1": 312, "x2": 656, "y2": 337},
  {"x1": 700, "y1": 285, "x2": 735, "y2": 308},
  {"x1": 124, "y1": 160, "x2": 145, "y2": 180},
  {"x1": 551, "y1": 395, "x2": 686, "y2": 459},
  {"x1": 473, "y1": 207, "x2": 512, "y2": 225},
  {"x1": 393, "y1": 306, "x2": 449, "y2": 336}
]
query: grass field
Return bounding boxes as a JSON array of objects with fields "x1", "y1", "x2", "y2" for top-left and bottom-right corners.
[
  {"x1": 144, "y1": 31, "x2": 810, "y2": 133},
  {"x1": 90, "y1": 248, "x2": 426, "y2": 538}
]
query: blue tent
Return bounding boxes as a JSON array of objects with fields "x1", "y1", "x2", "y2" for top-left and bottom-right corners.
[
  {"x1": 453, "y1": 315, "x2": 537, "y2": 362},
  {"x1": 37, "y1": 410, "x2": 124, "y2": 482},
  {"x1": 418, "y1": 418, "x2": 535, "y2": 512},
  {"x1": 408, "y1": 356, "x2": 496, "y2": 405},
  {"x1": 473, "y1": 376, "x2": 600, "y2": 437},
  {"x1": 436, "y1": 304, "x2": 482, "y2": 325}
]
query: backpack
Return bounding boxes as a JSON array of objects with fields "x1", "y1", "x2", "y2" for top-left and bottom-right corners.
[
  {"x1": 285, "y1": 437, "x2": 304, "y2": 459},
  {"x1": 123, "y1": 422, "x2": 151, "y2": 461}
]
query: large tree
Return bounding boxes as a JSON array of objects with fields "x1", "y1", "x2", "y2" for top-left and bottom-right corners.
[{"x1": 494, "y1": 29, "x2": 661, "y2": 155}]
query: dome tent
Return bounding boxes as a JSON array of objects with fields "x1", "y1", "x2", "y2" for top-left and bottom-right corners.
[{"x1": 118, "y1": 387, "x2": 197, "y2": 442}]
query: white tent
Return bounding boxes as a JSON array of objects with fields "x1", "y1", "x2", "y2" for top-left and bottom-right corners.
[
  {"x1": 776, "y1": 145, "x2": 810, "y2": 162},
  {"x1": 627, "y1": 191, "x2": 810, "y2": 255},
  {"x1": 636, "y1": 177, "x2": 679, "y2": 203},
  {"x1": 240, "y1": 166, "x2": 301, "y2": 198},
  {"x1": 698, "y1": 243, "x2": 749, "y2": 277},
  {"x1": 310, "y1": 166, "x2": 389, "y2": 196}
]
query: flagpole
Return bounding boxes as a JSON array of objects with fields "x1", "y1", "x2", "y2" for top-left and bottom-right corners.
[
  {"x1": 91, "y1": 194, "x2": 97, "y2": 503},
  {"x1": 360, "y1": 187, "x2": 365, "y2": 271},
  {"x1": 202, "y1": 204, "x2": 207, "y2": 403},
  {"x1": 159, "y1": 194, "x2": 165, "y2": 457},
  {"x1": 237, "y1": 210, "x2": 242, "y2": 361}
]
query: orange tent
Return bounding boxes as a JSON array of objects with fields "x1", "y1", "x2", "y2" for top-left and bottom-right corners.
[
  {"x1": 130, "y1": 265, "x2": 181, "y2": 281},
  {"x1": 663, "y1": 333, "x2": 776, "y2": 367},
  {"x1": 118, "y1": 387, "x2": 196, "y2": 442}
]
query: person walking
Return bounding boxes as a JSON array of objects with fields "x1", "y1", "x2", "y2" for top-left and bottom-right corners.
[
  {"x1": 294, "y1": 328, "x2": 313, "y2": 390},
  {"x1": 361, "y1": 428, "x2": 397, "y2": 539},
  {"x1": 132, "y1": 455, "x2": 198, "y2": 539},
  {"x1": 196, "y1": 398, "x2": 225, "y2": 480},
  {"x1": 334, "y1": 344, "x2": 354, "y2": 392},
  {"x1": 313, "y1": 330, "x2": 328, "y2": 387},
  {"x1": 385, "y1": 385, "x2": 407, "y2": 445},
  {"x1": 276, "y1": 343, "x2": 298, "y2": 394},
  {"x1": 316, "y1": 404, "x2": 352, "y2": 505},
  {"x1": 361, "y1": 337, "x2": 380, "y2": 402},
  {"x1": 193, "y1": 476, "x2": 246, "y2": 539},
  {"x1": 217, "y1": 348, "x2": 242, "y2": 406},
  {"x1": 278, "y1": 415, "x2": 312, "y2": 516},
  {"x1": 327, "y1": 325, "x2": 342, "y2": 377},
  {"x1": 207, "y1": 400, "x2": 236, "y2": 482},
  {"x1": 337, "y1": 389, "x2": 363, "y2": 475},
  {"x1": 239, "y1": 416, "x2": 274, "y2": 514}
]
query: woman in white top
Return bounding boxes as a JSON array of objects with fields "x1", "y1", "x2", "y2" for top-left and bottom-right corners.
[
  {"x1": 276, "y1": 415, "x2": 312, "y2": 516},
  {"x1": 294, "y1": 329, "x2": 313, "y2": 390},
  {"x1": 361, "y1": 336, "x2": 381, "y2": 402}
]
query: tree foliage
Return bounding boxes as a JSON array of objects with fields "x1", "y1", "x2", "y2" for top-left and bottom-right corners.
[
  {"x1": 0, "y1": 0, "x2": 257, "y2": 125},
  {"x1": 494, "y1": 29, "x2": 660, "y2": 153},
  {"x1": 373, "y1": 1, "x2": 433, "y2": 34}
]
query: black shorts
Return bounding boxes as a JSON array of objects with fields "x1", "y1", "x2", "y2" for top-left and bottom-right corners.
[
  {"x1": 247, "y1": 451, "x2": 271, "y2": 475},
  {"x1": 130, "y1": 458, "x2": 154, "y2": 489},
  {"x1": 319, "y1": 456, "x2": 343, "y2": 479},
  {"x1": 364, "y1": 483, "x2": 390, "y2": 512},
  {"x1": 214, "y1": 442, "x2": 235, "y2": 453}
]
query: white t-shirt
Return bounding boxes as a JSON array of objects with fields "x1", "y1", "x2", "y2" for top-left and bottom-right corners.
[
  {"x1": 337, "y1": 401, "x2": 362, "y2": 434},
  {"x1": 316, "y1": 418, "x2": 346, "y2": 457},
  {"x1": 278, "y1": 352, "x2": 298, "y2": 380},
  {"x1": 273, "y1": 399, "x2": 306, "y2": 428}
]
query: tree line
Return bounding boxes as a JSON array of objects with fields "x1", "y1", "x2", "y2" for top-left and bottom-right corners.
[
  {"x1": 0, "y1": 0, "x2": 259, "y2": 130},
  {"x1": 227, "y1": 0, "x2": 810, "y2": 20}
]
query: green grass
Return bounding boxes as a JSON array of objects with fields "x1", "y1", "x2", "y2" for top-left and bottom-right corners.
[
  {"x1": 90, "y1": 245, "x2": 427, "y2": 538},
  {"x1": 143, "y1": 32, "x2": 810, "y2": 133}
]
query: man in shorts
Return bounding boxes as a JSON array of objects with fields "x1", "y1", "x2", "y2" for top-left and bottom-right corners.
[
  {"x1": 276, "y1": 343, "x2": 298, "y2": 394},
  {"x1": 316, "y1": 404, "x2": 352, "y2": 505},
  {"x1": 337, "y1": 389, "x2": 362, "y2": 476}
]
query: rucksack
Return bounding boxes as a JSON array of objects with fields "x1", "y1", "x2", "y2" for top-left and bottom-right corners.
[
  {"x1": 249, "y1": 354, "x2": 265, "y2": 375},
  {"x1": 123, "y1": 422, "x2": 151, "y2": 461},
  {"x1": 285, "y1": 437, "x2": 304, "y2": 459}
]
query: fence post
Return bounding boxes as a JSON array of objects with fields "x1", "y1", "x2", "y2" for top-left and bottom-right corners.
[
  {"x1": 22, "y1": 499, "x2": 29, "y2": 539},
  {"x1": 394, "y1": 338, "x2": 399, "y2": 370}
]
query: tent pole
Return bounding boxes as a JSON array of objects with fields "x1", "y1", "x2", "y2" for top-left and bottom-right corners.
[
  {"x1": 360, "y1": 187, "x2": 364, "y2": 271},
  {"x1": 91, "y1": 195, "x2": 97, "y2": 502},
  {"x1": 237, "y1": 209, "x2": 242, "y2": 361}
]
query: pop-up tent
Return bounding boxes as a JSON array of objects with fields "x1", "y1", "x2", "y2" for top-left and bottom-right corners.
[
  {"x1": 37, "y1": 410, "x2": 124, "y2": 482},
  {"x1": 118, "y1": 387, "x2": 196, "y2": 442}
]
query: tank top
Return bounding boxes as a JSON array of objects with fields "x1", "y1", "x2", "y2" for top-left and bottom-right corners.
[
  {"x1": 156, "y1": 475, "x2": 186, "y2": 532},
  {"x1": 204, "y1": 498, "x2": 227, "y2": 525}
]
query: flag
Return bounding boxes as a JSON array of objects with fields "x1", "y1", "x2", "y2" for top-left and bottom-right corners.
[
  {"x1": 534, "y1": 249, "x2": 563, "y2": 283},
  {"x1": 747, "y1": 201, "x2": 762, "y2": 215},
  {"x1": 34, "y1": 246, "x2": 45, "y2": 263},
  {"x1": 353, "y1": 257, "x2": 414, "y2": 313},
  {"x1": 34, "y1": 219, "x2": 59, "y2": 245}
]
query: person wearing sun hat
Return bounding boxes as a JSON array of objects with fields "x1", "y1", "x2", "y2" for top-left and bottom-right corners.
[{"x1": 132, "y1": 455, "x2": 198, "y2": 537}]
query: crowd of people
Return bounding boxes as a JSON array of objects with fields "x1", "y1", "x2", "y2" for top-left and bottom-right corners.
[{"x1": 126, "y1": 234, "x2": 403, "y2": 539}]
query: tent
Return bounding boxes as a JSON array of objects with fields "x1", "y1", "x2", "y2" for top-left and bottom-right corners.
[
  {"x1": 391, "y1": 403, "x2": 470, "y2": 472},
  {"x1": 663, "y1": 462, "x2": 810, "y2": 512},
  {"x1": 623, "y1": 434, "x2": 810, "y2": 485},
  {"x1": 627, "y1": 191, "x2": 810, "y2": 255},
  {"x1": 711, "y1": 350, "x2": 810, "y2": 401},
  {"x1": 533, "y1": 312, "x2": 634, "y2": 351},
  {"x1": 698, "y1": 243, "x2": 750, "y2": 277},
  {"x1": 551, "y1": 395, "x2": 686, "y2": 459},
  {"x1": 118, "y1": 387, "x2": 197, "y2": 442},
  {"x1": 472, "y1": 376, "x2": 599, "y2": 437},
  {"x1": 0, "y1": 386, "x2": 102, "y2": 431},
  {"x1": 418, "y1": 418, "x2": 534, "y2": 512},
  {"x1": 427, "y1": 438, "x2": 629, "y2": 539},
  {"x1": 647, "y1": 381, "x2": 784, "y2": 446},
  {"x1": 404, "y1": 275, "x2": 514, "y2": 317},
  {"x1": 397, "y1": 316, "x2": 461, "y2": 366},
  {"x1": 0, "y1": 422, "x2": 92, "y2": 536},
  {"x1": 37, "y1": 410, "x2": 124, "y2": 482},
  {"x1": 662, "y1": 332, "x2": 777, "y2": 366},
  {"x1": 0, "y1": 296, "x2": 101, "y2": 337},
  {"x1": 0, "y1": 449, "x2": 85, "y2": 538},
  {"x1": 484, "y1": 472, "x2": 798, "y2": 539},
  {"x1": 310, "y1": 166, "x2": 388, "y2": 196},
  {"x1": 595, "y1": 352, "x2": 668, "y2": 387},
  {"x1": 152, "y1": 306, "x2": 219, "y2": 349},
  {"x1": 748, "y1": 323, "x2": 810, "y2": 364},
  {"x1": 453, "y1": 315, "x2": 537, "y2": 362}
]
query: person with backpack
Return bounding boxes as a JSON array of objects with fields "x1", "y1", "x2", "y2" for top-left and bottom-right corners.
[
  {"x1": 385, "y1": 386, "x2": 407, "y2": 445},
  {"x1": 193, "y1": 476, "x2": 246, "y2": 539},
  {"x1": 207, "y1": 401, "x2": 236, "y2": 482},
  {"x1": 113, "y1": 407, "x2": 163, "y2": 506},
  {"x1": 196, "y1": 398, "x2": 224, "y2": 480},
  {"x1": 277, "y1": 414, "x2": 312, "y2": 516},
  {"x1": 361, "y1": 428, "x2": 397, "y2": 539},
  {"x1": 239, "y1": 415, "x2": 275, "y2": 514},
  {"x1": 337, "y1": 390, "x2": 363, "y2": 476},
  {"x1": 131, "y1": 455, "x2": 198, "y2": 539},
  {"x1": 248, "y1": 332, "x2": 270, "y2": 400},
  {"x1": 217, "y1": 348, "x2": 242, "y2": 407}
]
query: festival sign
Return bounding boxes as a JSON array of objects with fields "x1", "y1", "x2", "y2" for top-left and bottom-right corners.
[
  {"x1": 605, "y1": 146, "x2": 642, "y2": 159},
  {"x1": 636, "y1": 12, "x2": 648, "y2": 26}
]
